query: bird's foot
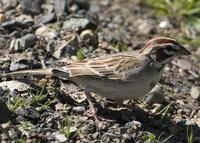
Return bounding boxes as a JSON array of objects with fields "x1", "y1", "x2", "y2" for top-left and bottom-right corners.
[
  {"x1": 84, "y1": 91, "x2": 104, "y2": 124},
  {"x1": 84, "y1": 108, "x2": 116, "y2": 129}
]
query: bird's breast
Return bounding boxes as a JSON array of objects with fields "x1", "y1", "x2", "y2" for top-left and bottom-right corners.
[{"x1": 71, "y1": 65, "x2": 165, "y2": 100}]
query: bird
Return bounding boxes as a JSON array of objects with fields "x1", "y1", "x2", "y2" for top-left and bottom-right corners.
[{"x1": 1, "y1": 37, "x2": 191, "y2": 115}]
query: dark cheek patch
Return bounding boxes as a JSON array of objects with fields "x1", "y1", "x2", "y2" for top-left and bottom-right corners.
[{"x1": 156, "y1": 49, "x2": 172, "y2": 62}]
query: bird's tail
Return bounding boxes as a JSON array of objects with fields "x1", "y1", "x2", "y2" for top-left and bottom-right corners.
[
  {"x1": 1, "y1": 68, "x2": 53, "y2": 77},
  {"x1": 1, "y1": 68, "x2": 70, "y2": 79}
]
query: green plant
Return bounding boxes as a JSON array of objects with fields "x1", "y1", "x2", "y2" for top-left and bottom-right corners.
[
  {"x1": 146, "y1": 133, "x2": 158, "y2": 143},
  {"x1": 30, "y1": 86, "x2": 55, "y2": 111},
  {"x1": 29, "y1": 87, "x2": 48, "y2": 106},
  {"x1": 142, "y1": 0, "x2": 200, "y2": 45},
  {"x1": 156, "y1": 102, "x2": 173, "y2": 119},
  {"x1": 112, "y1": 41, "x2": 128, "y2": 52},
  {"x1": 144, "y1": 132, "x2": 173, "y2": 143},
  {"x1": 7, "y1": 86, "x2": 51, "y2": 111},
  {"x1": 7, "y1": 96, "x2": 28, "y2": 111},
  {"x1": 22, "y1": 121, "x2": 35, "y2": 131},
  {"x1": 40, "y1": 100, "x2": 52, "y2": 110},
  {"x1": 187, "y1": 125, "x2": 193, "y2": 143},
  {"x1": 143, "y1": 0, "x2": 200, "y2": 17},
  {"x1": 77, "y1": 49, "x2": 86, "y2": 60},
  {"x1": 60, "y1": 116, "x2": 72, "y2": 139},
  {"x1": 16, "y1": 139, "x2": 27, "y2": 143}
]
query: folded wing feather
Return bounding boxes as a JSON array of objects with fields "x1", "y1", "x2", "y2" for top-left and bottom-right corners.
[{"x1": 60, "y1": 52, "x2": 140, "y2": 80}]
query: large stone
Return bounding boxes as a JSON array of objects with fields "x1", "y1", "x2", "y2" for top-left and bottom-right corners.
[
  {"x1": 53, "y1": 132, "x2": 67, "y2": 142},
  {"x1": 0, "y1": 99, "x2": 13, "y2": 123},
  {"x1": 63, "y1": 17, "x2": 96, "y2": 31},
  {"x1": 2, "y1": 15, "x2": 34, "y2": 31},
  {"x1": 145, "y1": 84, "x2": 165, "y2": 105},
  {"x1": 54, "y1": 0, "x2": 68, "y2": 16},
  {"x1": 0, "y1": 80, "x2": 31, "y2": 92},
  {"x1": 1, "y1": 0, "x2": 18, "y2": 9},
  {"x1": 8, "y1": 53, "x2": 33, "y2": 71},
  {"x1": 53, "y1": 41, "x2": 77, "y2": 59},
  {"x1": 80, "y1": 29, "x2": 98, "y2": 48},
  {"x1": 75, "y1": 0, "x2": 89, "y2": 10},
  {"x1": 36, "y1": 13, "x2": 55, "y2": 25},
  {"x1": 19, "y1": 0, "x2": 44, "y2": 15},
  {"x1": 35, "y1": 25, "x2": 58, "y2": 40},
  {"x1": 20, "y1": 34, "x2": 37, "y2": 49}
]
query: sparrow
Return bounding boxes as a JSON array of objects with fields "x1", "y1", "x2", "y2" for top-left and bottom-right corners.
[{"x1": 1, "y1": 37, "x2": 191, "y2": 115}]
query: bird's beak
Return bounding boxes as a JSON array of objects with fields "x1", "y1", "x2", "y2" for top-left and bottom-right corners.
[{"x1": 179, "y1": 46, "x2": 191, "y2": 55}]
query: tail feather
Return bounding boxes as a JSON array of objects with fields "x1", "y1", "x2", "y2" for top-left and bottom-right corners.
[
  {"x1": 51, "y1": 68, "x2": 70, "y2": 79},
  {"x1": 1, "y1": 69, "x2": 53, "y2": 78},
  {"x1": 1, "y1": 68, "x2": 70, "y2": 79}
]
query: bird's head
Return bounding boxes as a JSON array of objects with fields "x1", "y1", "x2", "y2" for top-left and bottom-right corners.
[{"x1": 140, "y1": 37, "x2": 191, "y2": 65}]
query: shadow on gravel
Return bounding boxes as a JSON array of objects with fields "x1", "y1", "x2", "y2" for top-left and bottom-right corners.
[
  {"x1": 2, "y1": 79, "x2": 199, "y2": 142},
  {"x1": 97, "y1": 106, "x2": 200, "y2": 143}
]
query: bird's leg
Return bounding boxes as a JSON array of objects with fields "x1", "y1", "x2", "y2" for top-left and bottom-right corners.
[
  {"x1": 85, "y1": 90, "x2": 98, "y2": 116},
  {"x1": 84, "y1": 90, "x2": 107, "y2": 124}
]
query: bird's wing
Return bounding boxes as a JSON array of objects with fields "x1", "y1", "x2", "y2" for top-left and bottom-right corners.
[{"x1": 58, "y1": 52, "x2": 141, "y2": 80}]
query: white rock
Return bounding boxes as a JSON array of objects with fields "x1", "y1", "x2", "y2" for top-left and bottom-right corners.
[
  {"x1": 72, "y1": 106, "x2": 85, "y2": 113},
  {"x1": 159, "y1": 19, "x2": 172, "y2": 29},
  {"x1": 35, "y1": 25, "x2": 57, "y2": 40},
  {"x1": 62, "y1": 18, "x2": 90, "y2": 30},
  {"x1": 196, "y1": 118, "x2": 200, "y2": 127},
  {"x1": 54, "y1": 132, "x2": 67, "y2": 142},
  {"x1": 55, "y1": 103, "x2": 64, "y2": 111},
  {"x1": 15, "y1": 14, "x2": 33, "y2": 24},
  {"x1": 190, "y1": 86, "x2": 200, "y2": 99},
  {"x1": 70, "y1": 126, "x2": 77, "y2": 133},
  {"x1": 0, "y1": 80, "x2": 31, "y2": 92},
  {"x1": 136, "y1": 19, "x2": 155, "y2": 35}
]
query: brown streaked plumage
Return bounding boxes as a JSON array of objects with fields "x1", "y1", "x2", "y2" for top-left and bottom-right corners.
[
  {"x1": 142, "y1": 37, "x2": 179, "y2": 49},
  {"x1": 63, "y1": 52, "x2": 140, "y2": 80},
  {"x1": 1, "y1": 37, "x2": 191, "y2": 115}
]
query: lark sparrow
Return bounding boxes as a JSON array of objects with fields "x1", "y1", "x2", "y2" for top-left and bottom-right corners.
[{"x1": 1, "y1": 37, "x2": 191, "y2": 114}]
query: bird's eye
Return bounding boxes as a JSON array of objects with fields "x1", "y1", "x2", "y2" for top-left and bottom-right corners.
[{"x1": 165, "y1": 45, "x2": 177, "y2": 52}]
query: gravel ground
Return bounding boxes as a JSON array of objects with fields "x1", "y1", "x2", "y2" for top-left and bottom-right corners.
[{"x1": 0, "y1": 0, "x2": 200, "y2": 142}]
